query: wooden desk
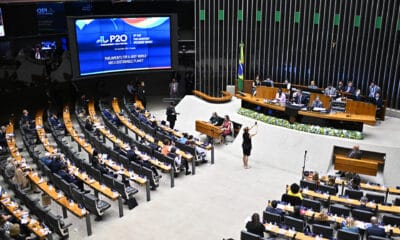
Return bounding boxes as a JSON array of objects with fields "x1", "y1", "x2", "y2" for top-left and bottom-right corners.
[
  {"x1": 301, "y1": 189, "x2": 400, "y2": 214},
  {"x1": 0, "y1": 193, "x2": 50, "y2": 239},
  {"x1": 263, "y1": 223, "x2": 329, "y2": 240},
  {"x1": 237, "y1": 92, "x2": 376, "y2": 131},
  {"x1": 192, "y1": 90, "x2": 232, "y2": 103},
  {"x1": 195, "y1": 121, "x2": 222, "y2": 139}
]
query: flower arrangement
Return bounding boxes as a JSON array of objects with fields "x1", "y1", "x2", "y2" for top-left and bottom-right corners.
[{"x1": 238, "y1": 108, "x2": 364, "y2": 140}]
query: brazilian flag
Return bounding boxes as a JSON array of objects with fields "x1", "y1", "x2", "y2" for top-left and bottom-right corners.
[{"x1": 238, "y1": 42, "x2": 244, "y2": 91}]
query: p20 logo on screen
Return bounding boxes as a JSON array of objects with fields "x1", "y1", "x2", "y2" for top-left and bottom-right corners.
[{"x1": 96, "y1": 34, "x2": 128, "y2": 46}]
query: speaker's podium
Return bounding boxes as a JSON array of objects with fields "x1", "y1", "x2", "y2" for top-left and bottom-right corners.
[{"x1": 195, "y1": 120, "x2": 222, "y2": 164}]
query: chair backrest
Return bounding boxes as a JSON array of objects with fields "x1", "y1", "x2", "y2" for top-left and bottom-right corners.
[
  {"x1": 82, "y1": 194, "x2": 99, "y2": 215},
  {"x1": 318, "y1": 184, "x2": 337, "y2": 195},
  {"x1": 312, "y1": 224, "x2": 334, "y2": 239},
  {"x1": 284, "y1": 215, "x2": 305, "y2": 232},
  {"x1": 345, "y1": 189, "x2": 364, "y2": 200},
  {"x1": 337, "y1": 229, "x2": 360, "y2": 240},
  {"x1": 71, "y1": 187, "x2": 84, "y2": 206},
  {"x1": 102, "y1": 174, "x2": 115, "y2": 190},
  {"x1": 300, "y1": 180, "x2": 318, "y2": 191},
  {"x1": 366, "y1": 193, "x2": 385, "y2": 204},
  {"x1": 394, "y1": 197, "x2": 400, "y2": 206},
  {"x1": 263, "y1": 211, "x2": 282, "y2": 224},
  {"x1": 368, "y1": 236, "x2": 389, "y2": 240},
  {"x1": 281, "y1": 193, "x2": 302, "y2": 206},
  {"x1": 302, "y1": 198, "x2": 321, "y2": 212},
  {"x1": 352, "y1": 209, "x2": 375, "y2": 222},
  {"x1": 240, "y1": 230, "x2": 260, "y2": 240},
  {"x1": 382, "y1": 214, "x2": 400, "y2": 226},
  {"x1": 58, "y1": 178, "x2": 73, "y2": 199},
  {"x1": 113, "y1": 179, "x2": 128, "y2": 199},
  {"x1": 329, "y1": 204, "x2": 351, "y2": 217}
]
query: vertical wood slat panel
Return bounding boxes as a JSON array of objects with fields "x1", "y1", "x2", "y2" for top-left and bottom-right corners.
[{"x1": 195, "y1": 0, "x2": 400, "y2": 108}]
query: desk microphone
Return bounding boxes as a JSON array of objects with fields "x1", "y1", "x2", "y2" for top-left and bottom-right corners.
[{"x1": 304, "y1": 150, "x2": 307, "y2": 157}]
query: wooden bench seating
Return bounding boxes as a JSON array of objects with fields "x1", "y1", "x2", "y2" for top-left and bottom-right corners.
[{"x1": 192, "y1": 90, "x2": 232, "y2": 103}]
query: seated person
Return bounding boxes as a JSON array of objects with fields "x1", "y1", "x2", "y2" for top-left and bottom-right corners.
[
  {"x1": 288, "y1": 183, "x2": 303, "y2": 200},
  {"x1": 186, "y1": 135, "x2": 208, "y2": 164},
  {"x1": 344, "y1": 81, "x2": 355, "y2": 94},
  {"x1": 245, "y1": 213, "x2": 265, "y2": 237},
  {"x1": 40, "y1": 152, "x2": 53, "y2": 166},
  {"x1": 219, "y1": 115, "x2": 232, "y2": 143},
  {"x1": 290, "y1": 205, "x2": 305, "y2": 220},
  {"x1": 178, "y1": 133, "x2": 188, "y2": 144},
  {"x1": 58, "y1": 164, "x2": 84, "y2": 191},
  {"x1": 275, "y1": 88, "x2": 286, "y2": 103},
  {"x1": 209, "y1": 112, "x2": 222, "y2": 126},
  {"x1": 336, "y1": 80, "x2": 345, "y2": 92},
  {"x1": 161, "y1": 139, "x2": 171, "y2": 156},
  {"x1": 348, "y1": 174, "x2": 362, "y2": 190},
  {"x1": 85, "y1": 117, "x2": 94, "y2": 131},
  {"x1": 262, "y1": 78, "x2": 274, "y2": 87},
  {"x1": 12, "y1": 163, "x2": 30, "y2": 190},
  {"x1": 91, "y1": 150, "x2": 113, "y2": 177},
  {"x1": 353, "y1": 89, "x2": 362, "y2": 101},
  {"x1": 265, "y1": 200, "x2": 284, "y2": 216},
  {"x1": 311, "y1": 96, "x2": 324, "y2": 108},
  {"x1": 311, "y1": 172, "x2": 320, "y2": 185},
  {"x1": 368, "y1": 81, "x2": 381, "y2": 98},
  {"x1": 126, "y1": 145, "x2": 160, "y2": 178},
  {"x1": 20, "y1": 109, "x2": 33, "y2": 126},
  {"x1": 312, "y1": 209, "x2": 330, "y2": 226},
  {"x1": 49, "y1": 114, "x2": 64, "y2": 130},
  {"x1": 374, "y1": 92, "x2": 383, "y2": 111},
  {"x1": 341, "y1": 217, "x2": 359, "y2": 234},
  {"x1": 325, "y1": 175, "x2": 339, "y2": 194},
  {"x1": 354, "y1": 196, "x2": 372, "y2": 212},
  {"x1": 48, "y1": 155, "x2": 63, "y2": 173},
  {"x1": 308, "y1": 80, "x2": 318, "y2": 89},
  {"x1": 292, "y1": 90, "x2": 308, "y2": 105},
  {"x1": 168, "y1": 147, "x2": 191, "y2": 175},
  {"x1": 348, "y1": 145, "x2": 362, "y2": 159},
  {"x1": 21, "y1": 120, "x2": 37, "y2": 140},
  {"x1": 366, "y1": 216, "x2": 386, "y2": 238},
  {"x1": 324, "y1": 84, "x2": 337, "y2": 97},
  {"x1": 0, "y1": 126, "x2": 7, "y2": 151}
]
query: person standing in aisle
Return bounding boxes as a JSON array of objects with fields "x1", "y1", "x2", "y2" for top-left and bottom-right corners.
[
  {"x1": 242, "y1": 122, "x2": 257, "y2": 169},
  {"x1": 166, "y1": 102, "x2": 179, "y2": 129}
]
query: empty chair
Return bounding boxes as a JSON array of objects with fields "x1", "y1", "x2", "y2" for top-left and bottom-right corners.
[
  {"x1": 102, "y1": 174, "x2": 115, "y2": 190},
  {"x1": 337, "y1": 229, "x2": 360, "y2": 240},
  {"x1": 366, "y1": 193, "x2": 385, "y2": 204},
  {"x1": 329, "y1": 204, "x2": 351, "y2": 217},
  {"x1": 281, "y1": 193, "x2": 302, "y2": 206},
  {"x1": 300, "y1": 180, "x2": 318, "y2": 191},
  {"x1": 114, "y1": 179, "x2": 138, "y2": 200},
  {"x1": 44, "y1": 211, "x2": 72, "y2": 238},
  {"x1": 82, "y1": 193, "x2": 111, "y2": 218},
  {"x1": 71, "y1": 187, "x2": 85, "y2": 206},
  {"x1": 263, "y1": 211, "x2": 282, "y2": 224},
  {"x1": 284, "y1": 215, "x2": 305, "y2": 232},
  {"x1": 352, "y1": 209, "x2": 375, "y2": 222},
  {"x1": 240, "y1": 230, "x2": 260, "y2": 240},
  {"x1": 345, "y1": 189, "x2": 364, "y2": 200},
  {"x1": 318, "y1": 184, "x2": 338, "y2": 195},
  {"x1": 312, "y1": 224, "x2": 333, "y2": 239},
  {"x1": 302, "y1": 198, "x2": 321, "y2": 212},
  {"x1": 382, "y1": 214, "x2": 400, "y2": 226}
]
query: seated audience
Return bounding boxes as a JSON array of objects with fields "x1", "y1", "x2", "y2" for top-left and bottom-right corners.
[
  {"x1": 91, "y1": 150, "x2": 113, "y2": 177},
  {"x1": 324, "y1": 84, "x2": 337, "y2": 97},
  {"x1": 348, "y1": 145, "x2": 362, "y2": 159},
  {"x1": 85, "y1": 117, "x2": 94, "y2": 131},
  {"x1": 219, "y1": 115, "x2": 232, "y2": 143},
  {"x1": 245, "y1": 213, "x2": 265, "y2": 237},
  {"x1": 275, "y1": 88, "x2": 286, "y2": 103},
  {"x1": 341, "y1": 217, "x2": 359, "y2": 234},
  {"x1": 348, "y1": 174, "x2": 362, "y2": 190},
  {"x1": 374, "y1": 92, "x2": 383, "y2": 111},
  {"x1": 20, "y1": 109, "x2": 33, "y2": 126},
  {"x1": 178, "y1": 133, "x2": 188, "y2": 144},
  {"x1": 209, "y1": 112, "x2": 221, "y2": 126},
  {"x1": 336, "y1": 80, "x2": 345, "y2": 92},
  {"x1": 161, "y1": 139, "x2": 171, "y2": 156},
  {"x1": 288, "y1": 183, "x2": 303, "y2": 200},
  {"x1": 368, "y1": 81, "x2": 381, "y2": 98},
  {"x1": 4, "y1": 159, "x2": 16, "y2": 178},
  {"x1": 12, "y1": 163, "x2": 29, "y2": 190},
  {"x1": 366, "y1": 216, "x2": 386, "y2": 238},
  {"x1": 49, "y1": 114, "x2": 64, "y2": 130},
  {"x1": 308, "y1": 80, "x2": 318, "y2": 89},
  {"x1": 265, "y1": 200, "x2": 284, "y2": 216},
  {"x1": 311, "y1": 96, "x2": 323, "y2": 108},
  {"x1": 262, "y1": 77, "x2": 274, "y2": 87},
  {"x1": 353, "y1": 89, "x2": 362, "y2": 101},
  {"x1": 48, "y1": 155, "x2": 63, "y2": 173},
  {"x1": 58, "y1": 164, "x2": 84, "y2": 191},
  {"x1": 186, "y1": 135, "x2": 208, "y2": 164},
  {"x1": 290, "y1": 205, "x2": 305, "y2": 220},
  {"x1": 354, "y1": 196, "x2": 372, "y2": 212},
  {"x1": 126, "y1": 145, "x2": 160, "y2": 178},
  {"x1": 292, "y1": 90, "x2": 308, "y2": 105},
  {"x1": 168, "y1": 147, "x2": 191, "y2": 175},
  {"x1": 344, "y1": 81, "x2": 355, "y2": 94}
]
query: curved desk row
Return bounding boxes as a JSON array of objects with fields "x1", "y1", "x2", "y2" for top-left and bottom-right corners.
[{"x1": 192, "y1": 90, "x2": 232, "y2": 103}]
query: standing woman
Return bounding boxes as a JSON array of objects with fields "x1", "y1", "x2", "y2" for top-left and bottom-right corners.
[{"x1": 242, "y1": 122, "x2": 257, "y2": 169}]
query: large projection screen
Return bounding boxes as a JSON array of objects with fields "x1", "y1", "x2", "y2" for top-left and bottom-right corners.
[{"x1": 68, "y1": 15, "x2": 178, "y2": 79}]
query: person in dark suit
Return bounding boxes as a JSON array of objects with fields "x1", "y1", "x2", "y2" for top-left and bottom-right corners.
[
  {"x1": 168, "y1": 147, "x2": 191, "y2": 175},
  {"x1": 368, "y1": 81, "x2": 381, "y2": 98},
  {"x1": 353, "y1": 196, "x2": 372, "y2": 212},
  {"x1": 366, "y1": 216, "x2": 387, "y2": 238},
  {"x1": 136, "y1": 81, "x2": 147, "y2": 108},
  {"x1": 48, "y1": 155, "x2": 63, "y2": 173},
  {"x1": 265, "y1": 200, "x2": 284, "y2": 217},
  {"x1": 245, "y1": 213, "x2": 265, "y2": 237},
  {"x1": 374, "y1": 92, "x2": 383, "y2": 111},
  {"x1": 293, "y1": 90, "x2": 308, "y2": 105},
  {"x1": 166, "y1": 103, "x2": 178, "y2": 129},
  {"x1": 311, "y1": 96, "x2": 324, "y2": 108},
  {"x1": 344, "y1": 81, "x2": 355, "y2": 94},
  {"x1": 348, "y1": 145, "x2": 362, "y2": 159},
  {"x1": 58, "y1": 165, "x2": 84, "y2": 191}
]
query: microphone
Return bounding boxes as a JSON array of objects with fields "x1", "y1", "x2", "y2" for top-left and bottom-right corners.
[{"x1": 304, "y1": 150, "x2": 307, "y2": 157}]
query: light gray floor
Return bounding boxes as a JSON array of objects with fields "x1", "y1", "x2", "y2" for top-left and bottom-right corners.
[{"x1": 6, "y1": 95, "x2": 400, "y2": 240}]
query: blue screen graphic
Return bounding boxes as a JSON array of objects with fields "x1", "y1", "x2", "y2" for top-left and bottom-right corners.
[{"x1": 75, "y1": 17, "x2": 171, "y2": 76}]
